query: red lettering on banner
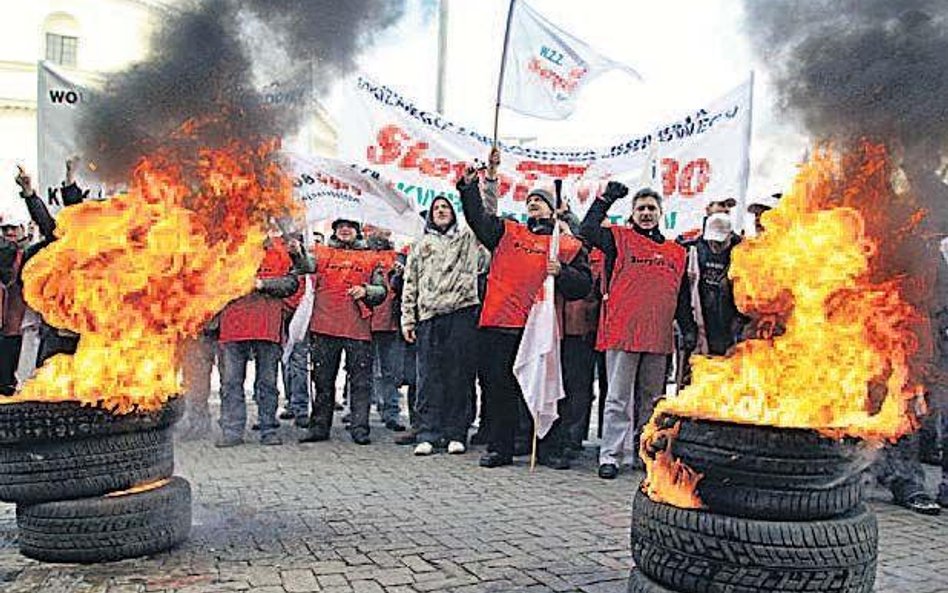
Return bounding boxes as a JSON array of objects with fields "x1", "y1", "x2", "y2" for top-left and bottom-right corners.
[
  {"x1": 660, "y1": 158, "x2": 712, "y2": 198},
  {"x1": 367, "y1": 124, "x2": 408, "y2": 165}
]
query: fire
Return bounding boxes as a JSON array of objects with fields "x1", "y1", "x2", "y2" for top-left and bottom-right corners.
[
  {"x1": 105, "y1": 478, "x2": 170, "y2": 497},
  {"x1": 7, "y1": 137, "x2": 294, "y2": 413},
  {"x1": 639, "y1": 420, "x2": 703, "y2": 509},
  {"x1": 642, "y1": 142, "x2": 931, "y2": 505}
]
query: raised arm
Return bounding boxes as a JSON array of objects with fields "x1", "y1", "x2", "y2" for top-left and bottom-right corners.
[
  {"x1": 579, "y1": 181, "x2": 628, "y2": 259},
  {"x1": 457, "y1": 165, "x2": 505, "y2": 251}
]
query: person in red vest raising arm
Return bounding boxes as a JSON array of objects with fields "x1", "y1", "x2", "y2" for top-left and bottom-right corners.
[
  {"x1": 579, "y1": 184, "x2": 698, "y2": 480},
  {"x1": 300, "y1": 219, "x2": 387, "y2": 446},
  {"x1": 457, "y1": 166, "x2": 593, "y2": 469}
]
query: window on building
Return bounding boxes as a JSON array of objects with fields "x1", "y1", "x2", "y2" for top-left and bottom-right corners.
[{"x1": 46, "y1": 33, "x2": 78, "y2": 67}]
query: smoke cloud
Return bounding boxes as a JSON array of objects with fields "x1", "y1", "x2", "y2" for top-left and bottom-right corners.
[{"x1": 79, "y1": 0, "x2": 406, "y2": 181}]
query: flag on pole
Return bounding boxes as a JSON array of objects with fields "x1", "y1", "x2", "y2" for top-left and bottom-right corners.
[
  {"x1": 500, "y1": 0, "x2": 642, "y2": 120},
  {"x1": 282, "y1": 275, "x2": 314, "y2": 365},
  {"x1": 514, "y1": 222, "x2": 567, "y2": 439}
]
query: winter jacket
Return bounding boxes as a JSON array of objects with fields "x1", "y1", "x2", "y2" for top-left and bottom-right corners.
[
  {"x1": 680, "y1": 236, "x2": 749, "y2": 355},
  {"x1": 309, "y1": 236, "x2": 387, "y2": 341},
  {"x1": 400, "y1": 184, "x2": 498, "y2": 334}
]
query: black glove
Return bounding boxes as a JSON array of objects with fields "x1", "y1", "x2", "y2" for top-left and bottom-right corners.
[{"x1": 601, "y1": 181, "x2": 629, "y2": 204}]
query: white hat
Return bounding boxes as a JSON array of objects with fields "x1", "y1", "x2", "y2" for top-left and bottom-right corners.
[
  {"x1": 703, "y1": 213, "x2": 733, "y2": 242},
  {"x1": 748, "y1": 194, "x2": 780, "y2": 212}
]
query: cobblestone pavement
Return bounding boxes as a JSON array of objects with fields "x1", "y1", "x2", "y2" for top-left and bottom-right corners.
[{"x1": 0, "y1": 413, "x2": 945, "y2": 593}]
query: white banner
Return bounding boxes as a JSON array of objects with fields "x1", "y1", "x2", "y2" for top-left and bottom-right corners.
[
  {"x1": 339, "y1": 75, "x2": 753, "y2": 238},
  {"x1": 501, "y1": 0, "x2": 641, "y2": 120},
  {"x1": 287, "y1": 152, "x2": 423, "y2": 237},
  {"x1": 37, "y1": 61, "x2": 105, "y2": 212}
]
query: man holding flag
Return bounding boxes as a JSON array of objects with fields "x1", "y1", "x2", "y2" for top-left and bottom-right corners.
[{"x1": 457, "y1": 164, "x2": 592, "y2": 469}]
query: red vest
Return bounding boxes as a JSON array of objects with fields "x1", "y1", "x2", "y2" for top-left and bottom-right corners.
[
  {"x1": 370, "y1": 251, "x2": 399, "y2": 333},
  {"x1": 1, "y1": 249, "x2": 26, "y2": 337},
  {"x1": 219, "y1": 239, "x2": 292, "y2": 344},
  {"x1": 479, "y1": 221, "x2": 582, "y2": 330},
  {"x1": 309, "y1": 244, "x2": 378, "y2": 342},
  {"x1": 596, "y1": 227, "x2": 686, "y2": 354}
]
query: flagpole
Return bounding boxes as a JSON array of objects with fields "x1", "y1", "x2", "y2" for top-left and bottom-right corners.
[
  {"x1": 492, "y1": 0, "x2": 517, "y2": 146},
  {"x1": 529, "y1": 424, "x2": 538, "y2": 472}
]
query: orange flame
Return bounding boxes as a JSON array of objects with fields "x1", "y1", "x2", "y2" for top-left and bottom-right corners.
[
  {"x1": 8, "y1": 138, "x2": 294, "y2": 413},
  {"x1": 639, "y1": 421, "x2": 703, "y2": 509},
  {"x1": 643, "y1": 142, "x2": 931, "y2": 505},
  {"x1": 105, "y1": 477, "x2": 170, "y2": 497}
]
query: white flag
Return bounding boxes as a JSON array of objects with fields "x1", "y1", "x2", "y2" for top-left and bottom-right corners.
[
  {"x1": 514, "y1": 223, "x2": 567, "y2": 439},
  {"x1": 501, "y1": 0, "x2": 642, "y2": 120},
  {"x1": 282, "y1": 275, "x2": 314, "y2": 365}
]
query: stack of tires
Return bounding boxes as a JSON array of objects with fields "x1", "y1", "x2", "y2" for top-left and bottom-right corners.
[
  {"x1": 0, "y1": 398, "x2": 191, "y2": 563},
  {"x1": 629, "y1": 416, "x2": 878, "y2": 593}
]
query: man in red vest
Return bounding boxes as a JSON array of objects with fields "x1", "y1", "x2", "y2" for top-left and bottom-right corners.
[
  {"x1": 217, "y1": 224, "x2": 301, "y2": 447},
  {"x1": 301, "y1": 219, "x2": 387, "y2": 445},
  {"x1": 457, "y1": 167, "x2": 592, "y2": 469},
  {"x1": 579, "y1": 183, "x2": 697, "y2": 479}
]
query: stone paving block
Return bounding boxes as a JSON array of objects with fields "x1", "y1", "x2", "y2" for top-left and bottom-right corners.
[{"x1": 281, "y1": 568, "x2": 321, "y2": 593}]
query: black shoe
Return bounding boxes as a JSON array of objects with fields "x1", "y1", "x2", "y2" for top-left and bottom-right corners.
[
  {"x1": 352, "y1": 433, "x2": 371, "y2": 446},
  {"x1": 294, "y1": 416, "x2": 309, "y2": 428},
  {"x1": 479, "y1": 452, "x2": 513, "y2": 468},
  {"x1": 385, "y1": 419, "x2": 407, "y2": 432},
  {"x1": 898, "y1": 493, "x2": 942, "y2": 515},
  {"x1": 298, "y1": 429, "x2": 329, "y2": 443},
  {"x1": 260, "y1": 433, "x2": 283, "y2": 446},
  {"x1": 470, "y1": 429, "x2": 490, "y2": 446},
  {"x1": 278, "y1": 409, "x2": 295, "y2": 420},
  {"x1": 215, "y1": 434, "x2": 244, "y2": 448},
  {"x1": 538, "y1": 454, "x2": 571, "y2": 470},
  {"x1": 598, "y1": 463, "x2": 619, "y2": 480},
  {"x1": 394, "y1": 431, "x2": 417, "y2": 446}
]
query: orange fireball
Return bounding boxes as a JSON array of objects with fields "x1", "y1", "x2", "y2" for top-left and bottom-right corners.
[{"x1": 9, "y1": 138, "x2": 294, "y2": 413}]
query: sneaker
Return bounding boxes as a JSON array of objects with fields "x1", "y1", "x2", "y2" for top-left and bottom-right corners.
[
  {"x1": 260, "y1": 433, "x2": 283, "y2": 446},
  {"x1": 414, "y1": 441, "x2": 435, "y2": 455},
  {"x1": 385, "y1": 419, "x2": 407, "y2": 432},
  {"x1": 898, "y1": 493, "x2": 942, "y2": 515},
  {"x1": 278, "y1": 409, "x2": 295, "y2": 420},
  {"x1": 215, "y1": 434, "x2": 244, "y2": 448},
  {"x1": 447, "y1": 441, "x2": 466, "y2": 455},
  {"x1": 479, "y1": 451, "x2": 513, "y2": 468},
  {"x1": 598, "y1": 463, "x2": 619, "y2": 480}
]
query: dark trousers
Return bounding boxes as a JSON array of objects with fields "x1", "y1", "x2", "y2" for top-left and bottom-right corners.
[
  {"x1": 219, "y1": 340, "x2": 281, "y2": 439},
  {"x1": 415, "y1": 307, "x2": 478, "y2": 444},
  {"x1": 561, "y1": 335, "x2": 596, "y2": 448},
  {"x1": 311, "y1": 334, "x2": 372, "y2": 437},
  {"x1": 476, "y1": 329, "x2": 499, "y2": 438},
  {"x1": 0, "y1": 335, "x2": 22, "y2": 395},
  {"x1": 36, "y1": 323, "x2": 78, "y2": 367},
  {"x1": 595, "y1": 351, "x2": 607, "y2": 438},
  {"x1": 481, "y1": 329, "x2": 527, "y2": 459}
]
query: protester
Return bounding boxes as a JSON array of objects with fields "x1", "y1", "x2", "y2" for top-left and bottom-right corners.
[
  {"x1": 279, "y1": 229, "x2": 316, "y2": 426},
  {"x1": 216, "y1": 222, "x2": 301, "y2": 447},
  {"x1": 400, "y1": 152, "x2": 500, "y2": 457},
  {"x1": 679, "y1": 211, "x2": 748, "y2": 366},
  {"x1": 366, "y1": 226, "x2": 407, "y2": 432},
  {"x1": 458, "y1": 162, "x2": 592, "y2": 469},
  {"x1": 0, "y1": 215, "x2": 28, "y2": 395},
  {"x1": 747, "y1": 193, "x2": 781, "y2": 236},
  {"x1": 15, "y1": 161, "x2": 82, "y2": 366},
  {"x1": 301, "y1": 219, "x2": 386, "y2": 445},
  {"x1": 177, "y1": 323, "x2": 221, "y2": 440},
  {"x1": 579, "y1": 184, "x2": 697, "y2": 479}
]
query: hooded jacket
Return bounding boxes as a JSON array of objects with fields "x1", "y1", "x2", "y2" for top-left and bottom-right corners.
[{"x1": 401, "y1": 189, "x2": 497, "y2": 334}]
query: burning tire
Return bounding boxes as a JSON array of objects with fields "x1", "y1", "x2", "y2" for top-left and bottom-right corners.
[
  {"x1": 16, "y1": 476, "x2": 191, "y2": 563},
  {"x1": 0, "y1": 428, "x2": 174, "y2": 504},
  {"x1": 0, "y1": 397, "x2": 184, "y2": 444},
  {"x1": 666, "y1": 417, "x2": 872, "y2": 520},
  {"x1": 630, "y1": 490, "x2": 877, "y2": 593}
]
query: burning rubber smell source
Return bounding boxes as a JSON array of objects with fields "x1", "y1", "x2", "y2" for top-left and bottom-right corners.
[{"x1": 642, "y1": 142, "x2": 932, "y2": 506}]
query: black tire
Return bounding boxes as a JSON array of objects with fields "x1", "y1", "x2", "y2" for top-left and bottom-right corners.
[
  {"x1": 666, "y1": 417, "x2": 872, "y2": 520},
  {"x1": 16, "y1": 476, "x2": 191, "y2": 563},
  {"x1": 627, "y1": 570, "x2": 678, "y2": 593},
  {"x1": 0, "y1": 397, "x2": 183, "y2": 444},
  {"x1": 0, "y1": 429, "x2": 174, "y2": 504},
  {"x1": 630, "y1": 491, "x2": 877, "y2": 593}
]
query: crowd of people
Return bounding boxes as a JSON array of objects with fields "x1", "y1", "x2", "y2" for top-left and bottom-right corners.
[{"x1": 1, "y1": 151, "x2": 946, "y2": 517}]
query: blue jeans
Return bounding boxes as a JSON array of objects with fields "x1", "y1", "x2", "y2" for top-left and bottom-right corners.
[
  {"x1": 219, "y1": 340, "x2": 281, "y2": 439},
  {"x1": 372, "y1": 332, "x2": 402, "y2": 424},
  {"x1": 282, "y1": 337, "x2": 310, "y2": 418}
]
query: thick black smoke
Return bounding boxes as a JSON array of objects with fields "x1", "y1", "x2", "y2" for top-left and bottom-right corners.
[
  {"x1": 80, "y1": 0, "x2": 405, "y2": 181},
  {"x1": 744, "y1": 0, "x2": 948, "y2": 231}
]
